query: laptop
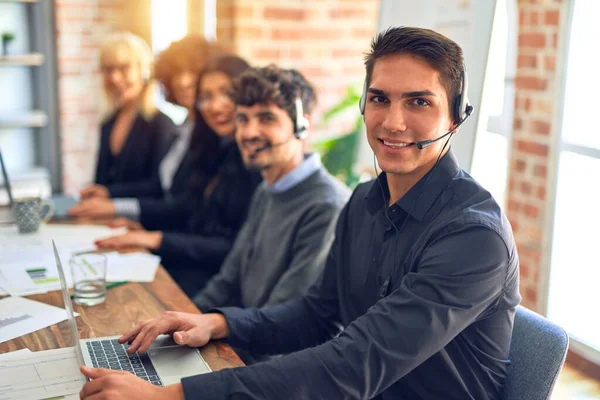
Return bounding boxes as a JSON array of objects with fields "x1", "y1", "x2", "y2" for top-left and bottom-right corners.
[
  {"x1": 0, "y1": 150, "x2": 15, "y2": 224},
  {"x1": 0, "y1": 149, "x2": 78, "y2": 223},
  {"x1": 52, "y1": 241, "x2": 212, "y2": 386}
]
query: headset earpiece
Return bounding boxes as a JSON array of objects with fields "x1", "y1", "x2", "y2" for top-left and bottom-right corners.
[
  {"x1": 294, "y1": 97, "x2": 310, "y2": 140},
  {"x1": 359, "y1": 80, "x2": 367, "y2": 115},
  {"x1": 453, "y1": 68, "x2": 472, "y2": 124}
]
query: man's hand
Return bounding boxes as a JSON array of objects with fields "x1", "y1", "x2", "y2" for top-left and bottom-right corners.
[
  {"x1": 119, "y1": 311, "x2": 230, "y2": 354},
  {"x1": 95, "y1": 230, "x2": 163, "y2": 251},
  {"x1": 81, "y1": 184, "x2": 110, "y2": 199},
  {"x1": 79, "y1": 366, "x2": 184, "y2": 399},
  {"x1": 108, "y1": 218, "x2": 144, "y2": 231},
  {"x1": 68, "y1": 198, "x2": 116, "y2": 218}
]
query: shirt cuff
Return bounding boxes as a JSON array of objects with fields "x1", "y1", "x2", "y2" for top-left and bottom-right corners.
[
  {"x1": 207, "y1": 307, "x2": 256, "y2": 350},
  {"x1": 113, "y1": 198, "x2": 141, "y2": 220},
  {"x1": 181, "y1": 369, "x2": 229, "y2": 399}
]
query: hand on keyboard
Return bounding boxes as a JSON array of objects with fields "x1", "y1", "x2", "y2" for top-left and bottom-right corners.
[{"x1": 119, "y1": 311, "x2": 230, "y2": 354}]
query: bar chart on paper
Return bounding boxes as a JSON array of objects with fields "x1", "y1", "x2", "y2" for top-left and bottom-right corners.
[
  {"x1": 25, "y1": 268, "x2": 59, "y2": 286},
  {"x1": 0, "y1": 314, "x2": 33, "y2": 328}
]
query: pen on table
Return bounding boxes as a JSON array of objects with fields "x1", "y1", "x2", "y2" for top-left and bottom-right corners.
[{"x1": 70, "y1": 281, "x2": 128, "y2": 299}]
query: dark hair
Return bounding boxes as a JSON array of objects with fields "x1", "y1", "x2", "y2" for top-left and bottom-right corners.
[
  {"x1": 365, "y1": 26, "x2": 464, "y2": 114},
  {"x1": 232, "y1": 65, "x2": 317, "y2": 126},
  {"x1": 190, "y1": 54, "x2": 251, "y2": 180}
]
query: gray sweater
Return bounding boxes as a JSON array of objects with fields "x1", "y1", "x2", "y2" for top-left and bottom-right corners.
[{"x1": 193, "y1": 167, "x2": 350, "y2": 311}]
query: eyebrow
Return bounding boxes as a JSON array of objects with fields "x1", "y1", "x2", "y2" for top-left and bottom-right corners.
[{"x1": 367, "y1": 88, "x2": 437, "y2": 98}]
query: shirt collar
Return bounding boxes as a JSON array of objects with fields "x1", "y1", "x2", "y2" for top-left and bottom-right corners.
[
  {"x1": 365, "y1": 149, "x2": 461, "y2": 222},
  {"x1": 267, "y1": 153, "x2": 322, "y2": 193}
]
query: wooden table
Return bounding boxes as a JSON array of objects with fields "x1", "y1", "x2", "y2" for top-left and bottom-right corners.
[{"x1": 0, "y1": 264, "x2": 245, "y2": 372}]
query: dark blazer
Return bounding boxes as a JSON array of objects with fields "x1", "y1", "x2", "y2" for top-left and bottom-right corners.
[
  {"x1": 143, "y1": 141, "x2": 262, "y2": 296},
  {"x1": 95, "y1": 110, "x2": 176, "y2": 192}
]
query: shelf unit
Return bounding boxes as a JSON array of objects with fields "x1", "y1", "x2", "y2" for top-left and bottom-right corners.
[
  {"x1": 0, "y1": 52, "x2": 44, "y2": 66},
  {"x1": 0, "y1": 0, "x2": 60, "y2": 191}
]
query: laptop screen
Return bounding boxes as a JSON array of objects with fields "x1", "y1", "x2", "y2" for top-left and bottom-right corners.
[
  {"x1": 0, "y1": 150, "x2": 13, "y2": 206},
  {"x1": 52, "y1": 240, "x2": 87, "y2": 374}
]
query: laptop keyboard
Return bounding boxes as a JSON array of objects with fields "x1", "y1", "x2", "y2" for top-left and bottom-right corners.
[{"x1": 86, "y1": 339, "x2": 163, "y2": 386}]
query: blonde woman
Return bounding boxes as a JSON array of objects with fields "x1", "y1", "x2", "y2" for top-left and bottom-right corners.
[
  {"x1": 70, "y1": 35, "x2": 220, "y2": 219},
  {"x1": 79, "y1": 32, "x2": 176, "y2": 200}
]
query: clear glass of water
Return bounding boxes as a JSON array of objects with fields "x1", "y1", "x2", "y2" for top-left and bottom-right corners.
[{"x1": 69, "y1": 253, "x2": 107, "y2": 306}]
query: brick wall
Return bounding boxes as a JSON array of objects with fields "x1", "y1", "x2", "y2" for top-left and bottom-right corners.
[
  {"x1": 55, "y1": 0, "x2": 126, "y2": 194},
  {"x1": 507, "y1": 0, "x2": 565, "y2": 312},
  {"x1": 216, "y1": 0, "x2": 379, "y2": 134},
  {"x1": 55, "y1": 0, "x2": 379, "y2": 192}
]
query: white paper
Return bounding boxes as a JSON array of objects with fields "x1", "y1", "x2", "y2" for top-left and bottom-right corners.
[
  {"x1": 0, "y1": 297, "x2": 79, "y2": 344},
  {"x1": 0, "y1": 347, "x2": 85, "y2": 400},
  {"x1": 0, "y1": 258, "x2": 71, "y2": 296},
  {"x1": 105, "y1": 252, "x2": 160, "y2": 283},
  {"x1": 0, "y1": 349, "x2": 31, "y2": 360}
]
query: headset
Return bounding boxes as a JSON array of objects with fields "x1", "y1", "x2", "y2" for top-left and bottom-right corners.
[
  {"x1": 364, "y1": 64, "x2": 474, "y2": 299},
  {"x1": 252, "y1": 95, "x2": 310, "y2": 153}
]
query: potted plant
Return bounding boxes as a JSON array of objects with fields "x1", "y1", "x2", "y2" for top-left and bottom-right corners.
[
  {"x1": 313, "y1": 85, "x2": 363, "y2": 189},
  {"x1": 2, "y1": 32, "x2": 15, "y2": 56}
]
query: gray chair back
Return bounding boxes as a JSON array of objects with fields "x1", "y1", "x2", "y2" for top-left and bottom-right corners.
[{"x1": 502, "y1": 306, "x2": 569, "y2": 400}]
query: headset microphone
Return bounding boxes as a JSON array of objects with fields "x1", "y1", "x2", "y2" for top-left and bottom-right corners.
[
  {"x1": 251, "y1": 136, "x2": 295, "y2": 153},
  {"x1": 415, "y1": 104, "x2": 473, "y2": 149}
]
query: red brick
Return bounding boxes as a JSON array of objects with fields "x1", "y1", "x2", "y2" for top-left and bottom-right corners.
[
  {"x1": 536, "y1": 186, "x2": 547, "y2": 200},
  {"x1": 515, "y1": 76, "x2": 547, "y2": 91},
  {"x1": 264, "y1": 7, "x2": 305, "y2": 20},
  {"x1": 524, "y1": 97, "x2": 532, "y2": 111},
  {"x1": 525, "y1": 286, "x2": 538, "y2": 304},
  {"x1": 518, "y1": 33, "x2": 546, "y2": 48},
  {"x1": 520, "y1": 261, "x2": 529, "y2": 279},
  {"x1": 534, "y1": 164, "x2": 547, "y2": 178},
  {"x1": 531, "y1": 120, "x2": 551, "y2": 136},
  {"x1": 513, "y1": 118, "x2": 523, "y2": 130},
  {"x1": 521, "y1": 181, "x2": 532, "y2": 195},
  {"x1": 516, "y1": 140, "x2": 549, "y2": 157},
  {"x1": 233, "y1": 6, "x2": 254, "y2": 19},
  {"x1": 353, "y1": 28, "x2": 375, "y2": 39},
  {"x1": 508, "y1": 199, "x2": 521, "y2": 212},
  {"x1": 518, "y1": 54, "x2": 537, "y2": 68},
  {"x1": 530, "y1": 11, "x2": 540, "y2": 26},
  {"x1": 272, "y1": 28, "x2": 341, "y2": 41},
  {"x1": 329, "y1": 8, "x2": 364, "y2": 19},
  {"x1": 235, "y1": 26, "x2": 263, "y2": 39},
  {"x1": 524, "y1": 204, "x2": 539, "y2": 219},
  {"x1": 332, "y1": 49, "x2": 362, "y2": 58},
  {"x1": 545, "y1": 55, "x2": 556, "y2": 71},
  {"x1": 515, "y1": 159, "x2": 527, "y2": 172},
  {"x1": 545, "y1": 10, "x2": 560, "y2": 25},
  {"x1": 252, "y1": 48, "x2": 280, "y2": 60}
]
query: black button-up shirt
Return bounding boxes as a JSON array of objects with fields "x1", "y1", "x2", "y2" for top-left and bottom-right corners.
[{"x1": 181, "y1": 150, "x2": 521, "y2": 400}]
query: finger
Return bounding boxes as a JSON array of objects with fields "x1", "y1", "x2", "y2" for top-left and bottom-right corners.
[
  {"x1": 81, "y1": 366, "x2": 112, "y2": 379},
  {"x1": 132, "y1": 317, "x2": 175, "y2": 354},
  {"x1": 108, "y1": 218, "x2": 128, "y2": 228},
  {"x1": 175, "y1": 327, "x2": 209, "y2": 348},
  {"x1": 119, "y1": 321, "x2": 148, "y2": 343}
]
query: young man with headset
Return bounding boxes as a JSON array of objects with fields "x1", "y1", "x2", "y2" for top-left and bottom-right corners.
[
  {"x1": 79, "y1": 27, "x2": 520, "y2": 400},
  {"x1": 192, "y1": 66, "x2": 350, "y2": 327}
]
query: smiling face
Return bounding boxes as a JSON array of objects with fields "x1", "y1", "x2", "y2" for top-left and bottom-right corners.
[
  {"x1": 101, "y1": 52, "x2": 145, "y2": 108},
  {"x1": 364, "y1": 53, "x2": 456, "y2": 179},
  {"x1": 198, "y1": 71, "x2": 236, "y2": 137},
  {"x1": 234, "y1": 103, "x2": 302, "y2": 171}
]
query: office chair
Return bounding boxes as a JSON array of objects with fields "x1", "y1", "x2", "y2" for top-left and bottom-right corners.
[{"x1": 502, "y1": 305, "x2": 569, "y2": 400}]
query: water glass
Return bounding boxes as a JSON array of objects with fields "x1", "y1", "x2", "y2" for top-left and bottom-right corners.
[{"x1": 70, "y1": 253, "x2": 107, "y2": 306}]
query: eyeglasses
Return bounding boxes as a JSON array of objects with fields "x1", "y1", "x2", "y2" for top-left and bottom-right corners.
[
  {"x1": 197, "y1": 91, "x2": 233, "y2": 109},
  {"x1": 101, "y1": 63, "x2": 134, "y2": 76}
]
